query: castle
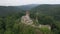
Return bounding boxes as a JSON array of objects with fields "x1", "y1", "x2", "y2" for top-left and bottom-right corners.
[
  {"x1": 21, "y1": 11, "x2": 33, "y2": 25},
  {"x1": 21, "y1": 11, "x2": 51, "y2": 30}
]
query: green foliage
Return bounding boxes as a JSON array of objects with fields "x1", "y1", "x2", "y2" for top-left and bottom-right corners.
[
  {"x1": 0, "y1": 13, "x2": 53, "y2": 34},
  {"x1": 0, "y1": 4, "x2": 60, "y2": 34}
]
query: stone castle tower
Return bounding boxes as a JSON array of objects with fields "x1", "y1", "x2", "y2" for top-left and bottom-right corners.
[
  {"x1": 21, "y1": 11, "x2": 51, "y2": 30},
  {"x1": 21, "y1": 11, "x2": 33, "y2": 25}
]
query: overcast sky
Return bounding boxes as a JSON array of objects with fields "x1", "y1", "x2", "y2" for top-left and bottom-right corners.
[{"x1": 0, "y1": 0, "x2": 60, "y2": 6}]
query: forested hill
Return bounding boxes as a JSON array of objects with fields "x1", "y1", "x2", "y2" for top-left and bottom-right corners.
[
  {"x1": 0, "y1": 6, "x2": 23, "y2": 17},
  {"x1": 0, "y1": 4, "x2": 39, "y2": 17},
  {"x1": 1, "y1": 4, "x2": 60, "y2": 17},
  {"x1": 30, "y1": 4, "x2": 60, "y2": 16},
  {"x1": 18, "y1": 4, "x2": 39, "y2": 10},
  {"x1": 0, "y1": 4, "x2": 60, "y2": 34}
]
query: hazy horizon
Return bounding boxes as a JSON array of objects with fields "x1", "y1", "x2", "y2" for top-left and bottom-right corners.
[{"x1": 0, "y1": 0, "x2": 60, "y2": 6}]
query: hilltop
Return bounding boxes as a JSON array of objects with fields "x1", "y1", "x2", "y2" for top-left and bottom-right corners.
[
  {"x1": 30, "y1": 4, "x2": 60, "y2": 15},
  {"x1": 18, "y1": 4, "x2": 40, "y2": 10}
]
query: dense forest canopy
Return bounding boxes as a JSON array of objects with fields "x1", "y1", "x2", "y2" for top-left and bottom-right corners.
[
  {"x1": 30, "y1": 4, "x2": 60, "y2": 20},
  {"x1": 0, "y1": 4, "x2": 60, "y2": 34},
  {"x1": 30, "y1": 4, "x2": 60, "y2": 15},
  {"x1": 0, "y1": 6, "x2": 24, "y2": 17}
]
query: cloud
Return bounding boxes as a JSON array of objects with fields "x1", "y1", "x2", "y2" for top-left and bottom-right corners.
[{"x1": 0, "y1": 0, "x2": 60, "y2": 6}]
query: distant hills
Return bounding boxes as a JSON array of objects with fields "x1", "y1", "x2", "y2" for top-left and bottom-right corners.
[
  {"x1": 0, "y1": 4, "x2": 39, "y2": 16},
  {"x1": 18, "y1": 4, "x2": 40, "y2": 10},
  {"x1": 0, "y1": 4, "x2": 60, "y2": 17},
  {"x1": 30, "y1": 4, "x2": 60, "y2": 16},
  {"x1": 0, "y1": 6, "x2": 23, "y2": 16}
]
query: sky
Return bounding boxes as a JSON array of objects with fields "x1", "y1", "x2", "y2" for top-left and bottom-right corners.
[{"x1": 0, "y1": 0, "x2": 60, "y2": 6}]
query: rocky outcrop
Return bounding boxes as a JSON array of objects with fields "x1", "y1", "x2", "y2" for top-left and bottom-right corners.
[
  {"x1": 21, "y1": 11, "x2": 33, "y2": 25},
  {"x1": 21, "y1": 11, "x2": 51, "y2": 30}
]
